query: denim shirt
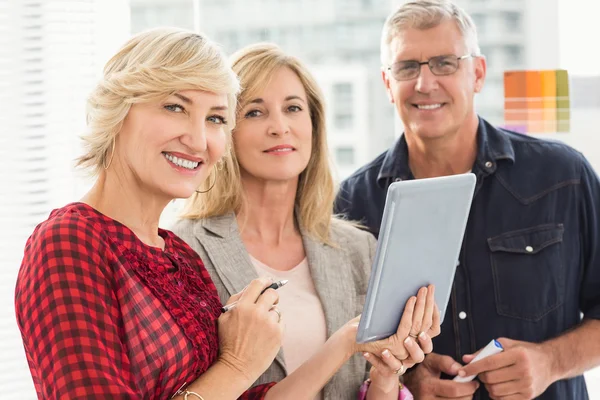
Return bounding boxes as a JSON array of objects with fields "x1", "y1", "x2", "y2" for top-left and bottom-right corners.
[{"x1": 335, "y1": 117, "x2": 600, "y2": 400}]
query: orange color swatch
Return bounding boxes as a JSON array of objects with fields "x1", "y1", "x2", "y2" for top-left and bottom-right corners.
[{"x1": 503, "y1": 69, "x2": 570, "y2": 134}]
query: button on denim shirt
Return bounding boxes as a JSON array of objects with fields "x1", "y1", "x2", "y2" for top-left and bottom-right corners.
[{"x1": 335, "y1": 117, "x2": 600, "y2": 400}]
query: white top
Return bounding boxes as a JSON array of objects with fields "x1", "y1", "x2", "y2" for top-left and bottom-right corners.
[{"x1": 250, "y1": 255, "x2": 327, "y2": 400}]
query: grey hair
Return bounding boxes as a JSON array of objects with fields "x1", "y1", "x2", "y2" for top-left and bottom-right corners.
[{"x1": 380, "y1": 0, "x2": 481, "y2": 65}]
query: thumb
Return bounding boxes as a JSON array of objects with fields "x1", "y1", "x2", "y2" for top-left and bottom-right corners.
[
  {"x1": 426, "y1": 353, "x2": 463, "y2": 376},
  {"x1": 463, "y1": 338, "x2": 513, "y2": 363},
  {"x1": 496, "y1": 337, "x2": 516, "y2": 349}
]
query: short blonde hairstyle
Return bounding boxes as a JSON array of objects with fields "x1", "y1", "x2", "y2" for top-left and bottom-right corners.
[
  {"x1": 180, "y1": 43, "x2": 337, "y2": 245},
  {"x1": 381, "y1": 0, "x2": 480, "y2": 66},
  {"x1": 76, "y1": 27, "x2": 240, "y2": 176}
]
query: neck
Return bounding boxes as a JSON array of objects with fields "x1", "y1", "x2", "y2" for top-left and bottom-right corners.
[
  {"x1": 406, "y1": 117, "x2": 479, "y2": 179},
  {"x1": 236, "y1": 173, "x2": 299, "y2": 246},
  {"x1": 81, "y1": 165, "x2": 169, "y2": 249}
]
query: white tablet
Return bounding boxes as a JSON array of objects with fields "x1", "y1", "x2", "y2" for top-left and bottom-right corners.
[{"x1": 356, "y1": 173, "x2": 476, "y2": 343}]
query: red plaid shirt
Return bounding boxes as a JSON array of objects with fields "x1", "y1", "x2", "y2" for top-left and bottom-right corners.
[{"x1": 15, "y1": 202, "x2": 275, "y2": 399}]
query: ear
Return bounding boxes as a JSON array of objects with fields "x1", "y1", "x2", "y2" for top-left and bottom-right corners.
[
  {"x1": 473, "y1": 55, "x2": 487, "y2": 93},
  {"x1": 381, "y1": 68, "x2": 395, "y2": 104}
]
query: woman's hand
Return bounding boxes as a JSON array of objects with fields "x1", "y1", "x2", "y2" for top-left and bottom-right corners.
[
  {"x1": 355, "y1": 285, "x2": 441, "y2": 368},
  {"x1": 217, "y1": 277, "x2": 284, "y2": 383}
]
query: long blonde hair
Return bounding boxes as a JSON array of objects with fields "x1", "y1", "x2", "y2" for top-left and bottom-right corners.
[
  {"x1": 180, "y1": 43, "x2": 337, "y2": 244},
  {"x1": 76, "y1": 27, "x2": 239, "y2": 178}
]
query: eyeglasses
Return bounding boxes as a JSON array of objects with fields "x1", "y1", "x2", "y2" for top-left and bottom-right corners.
[{"x1": 387, "y1": 54, "x2": 475, "y2": 81}]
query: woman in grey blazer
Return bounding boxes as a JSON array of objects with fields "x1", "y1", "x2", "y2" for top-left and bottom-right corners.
[{"x1": 172, "y1": 43, "x2": 441, "y2": 399}]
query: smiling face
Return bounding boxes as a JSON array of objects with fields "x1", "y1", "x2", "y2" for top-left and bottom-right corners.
[
  {"x1": 382, "y1": 20, "x2": 486, "y2": 143},
  {"x1": 113, "y1": 89, "x2": 229, "y2": 200},
  {"x1": 233, "y1": 67, "x2": 313, "y2": 184}
]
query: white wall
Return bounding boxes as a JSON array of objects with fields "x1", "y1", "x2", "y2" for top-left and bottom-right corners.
[{"x1": 0, "y1": 1, "x2": 130, "y2": 397}]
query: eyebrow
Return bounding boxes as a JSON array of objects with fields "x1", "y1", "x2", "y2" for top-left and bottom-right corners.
[
  {"x1": 247, "y1": 95, "x2": 306, "y2": 105},
  {"x1": 173, "y1": 93, "x2": 228, "y2": 111}
]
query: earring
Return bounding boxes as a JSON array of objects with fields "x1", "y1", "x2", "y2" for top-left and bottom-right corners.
[
  {"x1": 196, "y1": 164, "x2": 217, "y2": 194},
  {"x1": 103, "y1": 138, "x2": 116, "y2": 170}
]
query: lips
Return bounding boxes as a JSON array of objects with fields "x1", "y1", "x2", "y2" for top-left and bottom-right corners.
[
  {"x1": 162, "y1": 151, "x2": 203, "y2": 170},
  {"x1": 263, "y1": 145, "x2": 295, "y2": 153},
  {"x1": 413, "y1": 103, "x2": 444, "y2": 110}
]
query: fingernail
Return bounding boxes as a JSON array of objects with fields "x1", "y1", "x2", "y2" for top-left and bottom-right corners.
[
  {"x1": 404, "y1": 337, "x2": 412, "y2": 345},
  {"x1": 419, "y1": 332, "x2": 428, "y2": 340},
  {"x1": 451, "y1": 363, "x2": 461, "y2": 374},
  {"x1": 458, "y1": 370, "x2": 466, "y2": 377},
  {"x1": 382, "y1": 349, "x2": 391, "y2": 358},
  {"x1": 363, "y1": 352, "x2": 370, "y2": 358}
]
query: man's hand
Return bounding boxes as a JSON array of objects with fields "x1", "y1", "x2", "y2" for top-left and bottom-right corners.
[
  {"x1": 404, "y1": 352, "x2": 479, "y2": 399},
  {"x1": 458, "y1": 338, "x2": 555, "y2": 399}
]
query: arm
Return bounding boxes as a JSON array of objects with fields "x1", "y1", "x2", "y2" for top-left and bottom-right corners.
[
  {"x1": 264, "y1": 324, "x2": 355, "y2": 399},
  {"x1": 266, "y1": 286, "x2": 437, "y2": 400},
  {"x1": 459, "y1": 155, "x2": 600, "y2": 398},
  {"x1": 15, "y1": 217, "x2": 143, "y2": 398},
  {"x1": 547, "y1": 154, "x2": 600, "y2": 380}
]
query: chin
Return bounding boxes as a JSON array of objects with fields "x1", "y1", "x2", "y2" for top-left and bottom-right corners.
[{"x1": 160, "y1": 185, "x2": 198, "y2": 201}]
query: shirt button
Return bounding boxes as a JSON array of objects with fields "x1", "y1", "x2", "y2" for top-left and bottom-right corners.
[
  {"x1": 200, "y1": 301, "x2": 207, "y2": 307},
  {"x1": 459, "y1": 311, "x2": 467, "y2": 320},
  {"x1": 394, "y1": 178, "x2": 403, "y2": 182},
  {"x1": 525, "y1": 246, "x2": 534, "y2": 253},
  {"x1": 485, "y1": 161, "x2": 493, "y2": 168}
]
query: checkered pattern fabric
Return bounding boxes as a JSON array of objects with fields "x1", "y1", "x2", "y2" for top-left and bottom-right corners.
[{"x1": 15, "y1": 202, "x2": 274, "y2": 399}]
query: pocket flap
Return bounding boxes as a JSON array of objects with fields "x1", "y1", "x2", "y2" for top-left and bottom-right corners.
[{"x1": 487, "y1": 224, "x2": 564, "y2": 254}]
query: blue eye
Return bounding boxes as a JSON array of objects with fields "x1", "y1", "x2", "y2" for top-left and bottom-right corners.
[
  {"x1": 244, "y1": 109, "x2": 262, "y2": 118},
  {"x1": 164, "y1": 104, "x2": 185, "y2": 113},
  {"x1": 288, "y1": 105, "x2": 302, "y2": 112},
  {"x1": 208, "y1": 115, "x2": 227, "y2": 125}
]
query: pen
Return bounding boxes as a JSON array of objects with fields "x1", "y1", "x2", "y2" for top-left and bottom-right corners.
[{"x1": 221, "y1": 279, "x2": 289, "y2": 313}]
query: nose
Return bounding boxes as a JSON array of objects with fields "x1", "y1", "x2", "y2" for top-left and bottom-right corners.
[
  {"x1": 180, "y1": 119, "x2": 208, "y2": 152},
  {"x1": 414, "y1": 64, "x2": 439, "y2": 94},
  {"x1": 267, "y1": 110, "x2": 290, "y2": 136}
]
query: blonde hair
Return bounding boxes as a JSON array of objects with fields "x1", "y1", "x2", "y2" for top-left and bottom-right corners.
[
  {"x1": 380, "y1": 0, "x2": 480, "y2": 66},
  {"x1": 76, "y1": 27, "x2": 240, "y2": 177},
  {"x1": 180, "y1": 43, "x2": 337, "y2": 245}
]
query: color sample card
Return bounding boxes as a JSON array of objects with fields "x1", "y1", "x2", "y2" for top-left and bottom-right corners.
[{"x1": 503, "y1": 69, "x2": 570, "y2": 134}]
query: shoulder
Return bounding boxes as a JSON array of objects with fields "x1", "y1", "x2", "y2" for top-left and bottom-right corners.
[
  {"x1": 330, "y1": 218, "x2": 376, "y2": 245},
  {"x1": 16, "y1": 204, "x2": 114, "y2": 315},
  {"x1": 170, "y1": 217, "x2": 199, "y2": 241},
  {"x1": 24, "y1": 203, "x2": 108, "y2": 262},
  {"x1": 329, "y1": 218, "x2": 377, "y2": 268},
  {"x1": 339, "y1": 151, "x2": 387, "y2": 193},
  {"x1": 502, "y1": 128, "x2": 585, "y2": 171}
]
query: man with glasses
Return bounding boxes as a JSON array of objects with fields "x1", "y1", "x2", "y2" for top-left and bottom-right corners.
[{"x1": 335, "y1": 0, "x2": 600, "y2": 399}]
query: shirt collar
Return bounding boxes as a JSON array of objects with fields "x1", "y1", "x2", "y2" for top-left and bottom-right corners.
[{"x1": 377, "y1": 116, "x2": 516, "y2": 187}]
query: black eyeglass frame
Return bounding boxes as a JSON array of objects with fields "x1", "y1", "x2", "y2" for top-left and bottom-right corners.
[{"x1": 386, "y1": 54, "x2": 476, "y2": 81}]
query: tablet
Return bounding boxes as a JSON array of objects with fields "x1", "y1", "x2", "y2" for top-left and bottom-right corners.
[{"x1": 356, "y1": 173, "x2": 476, "y2": 343}]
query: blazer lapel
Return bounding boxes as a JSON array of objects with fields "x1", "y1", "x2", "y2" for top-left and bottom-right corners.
[
  {"x1": 195, "y1": 213, "x2": 258, "y2": 297},
  {"x1": 195, "y1": 213, "x2": 288, "y2": 375},
  {"x1": 302, "y1": 231, "x2": 359, "y2": 399}
]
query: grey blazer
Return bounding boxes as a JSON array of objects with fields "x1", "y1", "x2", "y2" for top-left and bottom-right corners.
[{"x1": 172, "y1": 213, "x2": 377, "y2": 400}]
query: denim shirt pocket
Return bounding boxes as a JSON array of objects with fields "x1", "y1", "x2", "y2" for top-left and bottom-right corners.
[{"x1": 487, "y1": 223, "x2": 565, "y2": 321}]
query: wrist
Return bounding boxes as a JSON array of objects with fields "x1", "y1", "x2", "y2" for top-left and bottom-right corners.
[
  {"x1": 335, "y1": 322, "x2": 360, "y2": 358},
  {"x1": 369, "y1": 374, "x2": 400, "y2": 395},
  {"x1": 216, "y1": 353, "x2": 255, "y2": 387},
  {"x1": 539, "y1": 341, "x2": 562, "y2": 383}
]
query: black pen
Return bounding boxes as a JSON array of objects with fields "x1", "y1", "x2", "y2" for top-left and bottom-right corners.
[{"x1": 221, "y1": 279, "x2": 289, "y2": 313}]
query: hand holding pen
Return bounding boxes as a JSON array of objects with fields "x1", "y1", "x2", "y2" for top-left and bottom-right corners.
[
  {"x1": 221, "y1": 279, "x2": 288, "y2": 313},
  {"x1": 216, "y1": 277, "x2": 286, "y2": 383}
]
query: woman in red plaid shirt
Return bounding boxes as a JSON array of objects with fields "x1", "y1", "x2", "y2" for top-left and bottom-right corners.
[
  {"x1": 15, "y1": 27, "x2": 431, "y2": 400},
  {"x1": 15, "y1": 27, "x2": 284, "y2": 400}
]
